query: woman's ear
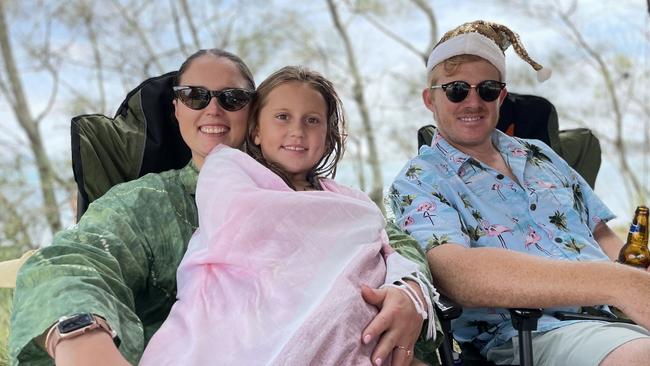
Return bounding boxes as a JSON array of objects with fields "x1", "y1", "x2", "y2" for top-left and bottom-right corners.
[{"x1": 172, "y1": 99, "x2": 179, "y2": 122}]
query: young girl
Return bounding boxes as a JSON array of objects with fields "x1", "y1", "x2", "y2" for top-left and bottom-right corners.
[{"x1": 140, "y1": 66, "x2": 438, "y2": 365}]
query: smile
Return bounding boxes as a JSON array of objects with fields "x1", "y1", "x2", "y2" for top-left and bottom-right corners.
[
  {"x1": 199, "y1": 125, "x2": 229, "y2": 134},
  {"x1": 283, "y1": 145, "x2": 307, "y2": 151},
  {"x1": 458, "y1": 116, "x2": 482, "y2": 122}
]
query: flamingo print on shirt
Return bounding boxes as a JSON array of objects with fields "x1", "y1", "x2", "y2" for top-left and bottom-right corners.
[
  {"x1": 524, "y1": 225, "x2": 552, "y2": 256},
  {"x1": 480, "y1": 220, "x2": 513, "y2": 248}
]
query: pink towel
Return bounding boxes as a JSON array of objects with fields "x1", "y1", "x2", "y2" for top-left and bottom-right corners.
[{"x1": 140, "y1": 146, "x2": 415, "y2": 365}]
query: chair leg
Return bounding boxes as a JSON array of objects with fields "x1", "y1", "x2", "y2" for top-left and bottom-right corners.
[
  {"x1": 438, "y1": 318, "x2": 455, "y2": 366},
  {"x1": 518, "y1": 328, "x2": 534, "y2": 366},
  {"x1": 509, "y1": 308, "x2": 542, "y2": 366}
]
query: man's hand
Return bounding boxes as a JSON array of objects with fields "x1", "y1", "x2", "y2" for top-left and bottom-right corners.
[
  {"x1": 361, "y1": 282, "x2": 425, "y2": 366},
  {"x1": 54, "y1": 330, "x2": 131, "y2": 366},
  {"x1": 612, "y1": 267, "x2": 650, "y2": 331}
]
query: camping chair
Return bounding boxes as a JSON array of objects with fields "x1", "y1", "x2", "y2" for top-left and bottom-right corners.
[
  {"x1": 420, "y1": 93, "x2": 625, "y2": 366},
  {"x1": 71, "y1": 71, "x2": 189, "y2": 219}
]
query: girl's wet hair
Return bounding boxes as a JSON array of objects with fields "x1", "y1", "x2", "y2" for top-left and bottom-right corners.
[
  {"x1": 175, "y1": 49, "x2": 255, "y2": 89},
  {"x1": 245, "y1": 66, "x2": 346, "y2": 190}
]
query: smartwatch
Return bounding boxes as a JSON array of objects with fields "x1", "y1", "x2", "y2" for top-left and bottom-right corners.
[{"x1": 45, "y1": 313, "x2": 120, "y2": 359}]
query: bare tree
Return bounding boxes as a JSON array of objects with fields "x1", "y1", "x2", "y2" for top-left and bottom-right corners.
[
  {"x1": 0, "y1": 1, "x2": 62, "y2": 236},
  {"x1": 345, "y1": 0, "x2": 438, "y2": 65},
  {"x1": 326, "y1": 0, "x2": 384, "y2": 211},
  {"x1": 503, "y1": 0, "x2": 649, "y2": 204}
]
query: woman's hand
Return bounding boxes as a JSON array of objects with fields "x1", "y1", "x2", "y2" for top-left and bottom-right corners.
[{"x1": 361, "y1": 280, "x2": 425, "y2": 366}]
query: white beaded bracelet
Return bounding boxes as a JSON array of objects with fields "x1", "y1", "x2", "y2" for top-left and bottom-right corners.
[{"x1": 381, "y1": 280, "x2": 428, "y2": 320}]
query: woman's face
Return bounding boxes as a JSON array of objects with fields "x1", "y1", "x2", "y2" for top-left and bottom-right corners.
[{"x1": 174, "y1": 55, "x2": 252, "y2": 169}]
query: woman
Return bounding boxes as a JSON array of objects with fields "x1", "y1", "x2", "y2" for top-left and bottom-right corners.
[{"x1": 9, "y1": 49, "x2": 434, "y2": 366}]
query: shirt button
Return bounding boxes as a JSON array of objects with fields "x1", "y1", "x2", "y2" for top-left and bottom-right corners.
[
  {"x1": 496, "y1": 174, "x2": 504, "y2": 180},
  {"x1": 530, "y1": 203, "x2": 537, "y2": 211},
  {"x1": 554, "y1": 237, "x2": 563, "y2": 243}
]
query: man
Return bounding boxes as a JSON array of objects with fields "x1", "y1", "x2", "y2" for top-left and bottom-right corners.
[{"x1": 389, "y1": 20, "x2": 650, "y2": 366}]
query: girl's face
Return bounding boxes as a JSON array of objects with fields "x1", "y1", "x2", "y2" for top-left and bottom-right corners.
[
  {"x1": 174, "y1": 55, "x2": 251, "y2": 169},
  {"x1": 254, "y1": 81, "x2": 328, "y2": 189}
]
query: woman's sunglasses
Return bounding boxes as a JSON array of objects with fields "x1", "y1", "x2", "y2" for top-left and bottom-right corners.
[
  {"x1": 173, "y1": 86, "x2": 254, "y2": 111},
  {"x1": 429, "y1": 80, "x2": 506, "y2": 103}
]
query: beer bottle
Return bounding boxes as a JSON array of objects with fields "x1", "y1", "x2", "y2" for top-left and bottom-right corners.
[
  {"x1": 634, "y1": 205, "x2": 649, "y2": 244},
  {"x1": 618, "y1": 206, "x2": 650, "y2": 268}
]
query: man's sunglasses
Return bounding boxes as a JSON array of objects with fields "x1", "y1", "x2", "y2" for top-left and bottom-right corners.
[
  {"x1": 430, "y1": 80, "x2": 506, "y2": 103},
  {"x1": 173, "y1": 86, "x2": 254, "y2": 111}
]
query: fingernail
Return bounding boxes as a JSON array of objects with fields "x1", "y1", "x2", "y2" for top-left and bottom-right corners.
[
  {"x1": 363, "y1": 334, "x2": 372, "y2": 344},
  {"x1": 374, "y1": 357, "x2": 382, "y2": 366}
]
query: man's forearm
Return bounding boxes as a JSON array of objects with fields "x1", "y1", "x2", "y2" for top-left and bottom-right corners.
[
  {"x1": 427, "y1": 243, "x2": 648, "y2": 309},
  {"x1": 593, "y1": 221, "x2": 625, "y2": 261}
]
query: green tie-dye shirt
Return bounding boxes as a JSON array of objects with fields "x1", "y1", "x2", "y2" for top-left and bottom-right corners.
[{"x1": 9, "y1": 163, "x2": 440, "y2": 365}]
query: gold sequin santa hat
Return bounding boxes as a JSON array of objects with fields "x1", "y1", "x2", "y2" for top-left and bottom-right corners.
[{"x1": 426, "y1": 20, "x2": 552, "y2": 82}]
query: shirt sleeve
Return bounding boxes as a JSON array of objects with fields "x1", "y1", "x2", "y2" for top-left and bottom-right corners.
[
  {"x1": 389, "y1": 159, "x2": 470, "y2": 253},
  {"x1": 9, "y1": 176, "x2": 196, "y2": 365},
  {"x1": 529, "y1": 139, "x2": 615, "y2": 230}
]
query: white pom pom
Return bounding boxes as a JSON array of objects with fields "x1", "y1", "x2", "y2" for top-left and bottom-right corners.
[{"x1": 537, "y1": 68, "x2": 552, "y2": 82}]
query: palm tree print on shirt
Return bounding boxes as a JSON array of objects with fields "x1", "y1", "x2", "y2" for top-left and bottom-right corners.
[
  {"x1": 431, "y1": 191, "x2": 452, "y2": 207},
  {"x1": 549, "y1": 211, "x2": 569, "y2": 232},
  {"x1": 405, "y1": 164, "x2": 424, "y2": 186},
  {"x1": 427, "y1": 232, "x2": 450, "y2": 251},
  {"x1": 572, "y1": 183, "x2": 589, "y2": 223},
  {"x1": 458, "y1": 193, "x2": 473, "y2": 209},
  {"x1": 521, "y1": 140, "x2": 565, "y2": 182},
  {"x1": 521, "y1": 141, "x2": 552, "y2": 165},
  {"x1": 564, "y1": 237, "x2": 586, "y2": 254}
]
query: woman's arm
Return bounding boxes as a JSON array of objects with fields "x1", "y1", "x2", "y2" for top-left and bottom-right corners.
[{"x1": 10, "y1": 173, "x2": 197, "y2": 365}]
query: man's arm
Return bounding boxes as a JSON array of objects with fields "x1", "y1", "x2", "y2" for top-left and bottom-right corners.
[
  {"x1": 427, "y1": 243, "x2": 650, "y2": 330},
  {"x1": 593, "y1": 221, "x2": 625, "y2": 261}
]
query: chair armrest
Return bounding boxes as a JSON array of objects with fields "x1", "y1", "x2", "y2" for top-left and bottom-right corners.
[
  {"x1": 509, "y1": 308, "x2": 543, "y2": 331},
  {"x1": 554, "y1": 311, "x2": 634, "y2": 324},
  {"x1": 435, "y1": 294, "x2": 463, "y2": 321}
]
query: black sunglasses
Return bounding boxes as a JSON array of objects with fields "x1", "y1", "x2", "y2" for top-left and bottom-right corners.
[
  {"x1": 173, "y1": 86, "x2": 254, "y2": 111},
  {"x1": 430, "y1": 80, "x2": 506, "y2": 103}
]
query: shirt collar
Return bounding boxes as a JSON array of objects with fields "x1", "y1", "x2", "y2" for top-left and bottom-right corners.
[{"x1": 429, "y1": 128, "x2": 528, "y2": 174}]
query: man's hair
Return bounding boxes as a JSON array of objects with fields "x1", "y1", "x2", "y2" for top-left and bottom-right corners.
[
  {"x1": 175, "y1": 48, "x2": 255, "y2": 90},
  {"x1": 245, "y1": 66, "x2": 346, "y2": 190},
  {"x1": 427, "y1": 54, "x2": 498, "y2": 86}
]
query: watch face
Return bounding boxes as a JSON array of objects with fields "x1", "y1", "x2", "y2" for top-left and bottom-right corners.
[{"x1": 58, "y1": 313, "x2": 95, "y2": 334}]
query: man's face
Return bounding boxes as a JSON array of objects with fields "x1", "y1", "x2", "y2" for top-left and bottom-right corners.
[{"x1": 422, "y1": 59, "x2": 506, "y2": 153}]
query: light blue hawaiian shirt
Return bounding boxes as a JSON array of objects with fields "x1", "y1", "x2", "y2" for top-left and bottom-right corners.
[{"x1": 389, "y1": 128, "x2": 615, "y2": 355}]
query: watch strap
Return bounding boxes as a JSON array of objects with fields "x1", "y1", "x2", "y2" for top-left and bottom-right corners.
[{"x1": 45, "y1": 314, "x2": 115, "y2": 359}]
